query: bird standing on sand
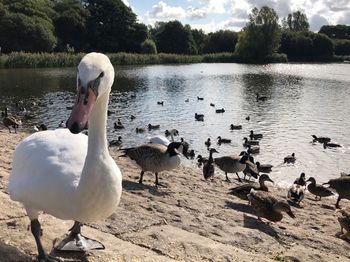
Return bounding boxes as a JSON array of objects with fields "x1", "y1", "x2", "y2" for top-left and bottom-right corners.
[
  {"x1": 337, "y1": 208, "x2": 350, "y2": 240},
  {"x1": 2, "y1": 107, "x2": 22, "y2": 133},
  {"x1": 203, "y1": 148, "x2": 218, "y2": 180},
  {"x1": 214, "y1": 154, "x2": 249, "y2": 182},
  {"x1": 306, "y1": 177, "x2": 333, "y2": 201},
  {"x1": 323, "y1": 176, "x2": 350, "y2": 208}
]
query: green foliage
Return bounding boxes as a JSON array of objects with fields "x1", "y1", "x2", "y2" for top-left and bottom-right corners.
[
  {"x1": 0, "y1": 0, "x2": 57, "y2": 52},
  {"x1": 141, "y1": 39, "x2": 157, "y2": 54},
  {"x1": 155, "y1": 20, "x2": 198, "y2": 55},
  {"x1": 53, "y1": 0, "x2": 90, "y2": 52},
  {"x1": 282, "y1": 11, "x2": 309, "y2": 31},
  {"x1": 319, "y1": 25, "x2": 350, "y2": 40},
  {"x1": 313, "y1": 33, "x2": 334, "y2": 56},
  {"x1": 203, "y1": 30, "x2": 237, "y2": 54},
  {"x1": 236, "y1": 6, "x2": 281, "y2": 58},
  {"x1": 333, "y1": 39, "x2": 350, "y2": 55},
  {"x1": 191, "y1": 28, "x2": 207, "y2": 54}
]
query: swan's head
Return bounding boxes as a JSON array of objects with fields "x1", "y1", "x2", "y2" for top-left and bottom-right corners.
[{"x1": 67, "y1": 53, "x2": 115, "y2": 134}]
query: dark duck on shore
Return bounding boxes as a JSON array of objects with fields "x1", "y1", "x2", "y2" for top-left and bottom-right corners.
[
  {"x1": 230, "y1": 174, "x2": 274, "y2": 201},
  {"x1": 306, "y1": 177, "x2": 333, "y2": 201},
  {"x1": 202, "y1": 148, "x2": 219, "y2": 180},
  {"x1": 248, "y1": 189, "x2": 295, "y2": 222},
  {"x1": 323, "y1": 176, "x2": 350, "y2": 208},
  {"x1": 287, "y1": 173, "x2": 307, "y2": 205},
  {"x1": 2, "y1": 107, "x2": 22, "y2": 133}
]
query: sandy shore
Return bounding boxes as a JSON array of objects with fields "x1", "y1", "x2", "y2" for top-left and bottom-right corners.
[{"x1": 0, "y1": 128, "x2": 349, "y2": 262}]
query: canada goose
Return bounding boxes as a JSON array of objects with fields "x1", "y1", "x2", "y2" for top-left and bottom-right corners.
[
  {"x1": 136, "y1": 127, "x2": 146, "y2": 133},
  {"x1": 197, "y1": 96, "x2": 204, "y2": 100},
  {"x1": 230, "y1": 124, "x2": 242, "y2": 130},
  {"x1": 230, "y1": 174, "x2": 273, "y2": 201},
  {"x1": 8, "y1": 53, "x2": 122, "y2": 260},
  {"x1": 247, "y1": 145, "x2": 260, "y2": 154},
  {"x1": 214, "y1": 154, "x2": 249, "y2": 182},
  {"x1": 312, "y1": 135, "x2": 331, "y2": 143},
  {"x1": 215, "y1": 108, "x2": 225, "y2": 113},
  {"x1": 2, "y1": 108, "x2": 22, "y2": 133},
  {"x1": 337, "y1": 208, "x2": 350, "y2": 240},
  {"x1": 203, "y1": 148, "x2": 219, "y2": 180},
  {"x1": 205, "y1": 138, "x2": 211, "y2": 147},
  {"x1": 148, "y1": 124, "x2": 160, "y2": 130},
  {"x1": 256, "y1": 93, "x2": 268, "y2": 102},
  {"x1": 114, "y1": 119, "x2": 124, "y2": 129},
  {"x1": 306, "y1": 177, "x2": 333, "y2": 201},
  {"x1": 109, "y1": 136, "x2": 122, "y2": 147},
  {"x1": 157, "y1": 101, "x2": 164, "y2": 105},
  {"x1": 195, "y1": 113, "x2": 204, "y2": 121},
  {"x1": 210, "y1": 103, "x2": 215, "y2": 107},
  {"x1": 284, "y1": 153, "x2": 296, "y2": 164},
  {"x1": 120, "y1": 142, "x2": 186, "y2": 185},
  {"x1": 58, "y1": 120, "x2": 65, "y2": 128},
  {"x1": 323, "y1": 176, "x2": 350, "y2": 208},
  {"x1": 323, "y1": 141, "x2": 341, "y2": 149},
  {"x1": 256, "y1": 162, "x2": 273, "y2": 173},
  {"x1": 243, "y1": 137, "x2": 259, "y2": 147},
  {"x1": 248, "y1": 189, "x2": 295, "y2": 222},
  {"x1": 287, "y1": 184, "x2": 305, "y2": 205},
  {"x1": 250, "y1": 130, "x2": 263, "y2": 140},
  {"x1": 217, "y1": 136, "x2": 231, "y2": 144},
  {"x1": 245, "y1": 116, "x2": 250, "y2": 121}
]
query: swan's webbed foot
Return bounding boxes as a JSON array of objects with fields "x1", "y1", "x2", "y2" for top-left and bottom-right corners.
[{"x1": 55, "y1": 222, "x2": 104, "y2": 253}]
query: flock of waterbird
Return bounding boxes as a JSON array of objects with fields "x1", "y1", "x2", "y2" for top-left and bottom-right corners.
[{"x1": 1, "y1": 53, "x2": 349, "y2": 262}]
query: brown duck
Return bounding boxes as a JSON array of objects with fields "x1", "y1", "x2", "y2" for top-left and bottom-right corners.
[
  {"x1": 337, "y1": 208, "x2": 350, "y2": 240},
  {"x1": 230, "y1": 174, "x2": 274, "y2": 201},
  {"x1": 323, "y1": 176, "x2": 350, "y2": 208},
  {"x1": 306, "y1": 177, "x2": 333, "y2": 200},
  {"x1": 247, "y1": 189, "x2": 295, "y2": 222}
]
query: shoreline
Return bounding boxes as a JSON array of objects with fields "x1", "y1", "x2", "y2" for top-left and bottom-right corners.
[{"x1": 0, "y1": 128, "x2": 349, "y2": 261}]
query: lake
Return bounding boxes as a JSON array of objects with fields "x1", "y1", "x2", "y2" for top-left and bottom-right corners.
[{"x1": 1, "y1": 63, "x2": 349, "y2": 187}]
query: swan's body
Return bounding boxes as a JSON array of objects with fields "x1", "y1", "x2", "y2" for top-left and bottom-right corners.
[
  {"x1": 148, "y1": 129, "x2": 178, "y2": 146},
  {"x1": 8, "y1": 53, "x2": 122, "y2": 260}
]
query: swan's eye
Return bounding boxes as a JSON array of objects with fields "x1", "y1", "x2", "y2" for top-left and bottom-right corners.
[{"x1": 99, "y1": 72, "x2": 104, "y2": 78}]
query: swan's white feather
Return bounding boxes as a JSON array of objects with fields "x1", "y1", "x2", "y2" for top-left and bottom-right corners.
[{"x1": 148, "y1": 135, "x2": 170, "y2": 146}]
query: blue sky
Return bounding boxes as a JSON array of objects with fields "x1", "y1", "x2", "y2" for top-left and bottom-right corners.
[{"x1": 122, "y1": 0, "x2": 350, "y2": 32}]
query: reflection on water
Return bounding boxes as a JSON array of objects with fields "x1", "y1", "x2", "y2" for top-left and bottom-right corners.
[{"x1": 1, "y1": 63, "x2": 350, "y2": 187}]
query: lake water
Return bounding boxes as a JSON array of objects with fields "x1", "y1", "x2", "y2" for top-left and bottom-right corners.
[{"x1": 1, "y1": 63, "x2": 350, "y2": 187}]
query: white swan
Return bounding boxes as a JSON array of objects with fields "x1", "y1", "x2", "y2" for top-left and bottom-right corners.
[
  {"x1": 148, "y1": 128, "x2": 179, "y2": 146},
  {"x1": 8, "y1": 53, "x2": 122, "y2": 261}
]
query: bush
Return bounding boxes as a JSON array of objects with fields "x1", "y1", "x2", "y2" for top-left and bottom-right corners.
[
  {"x1": 333, "y1": 39, "x2": 350, "y2": 55},
  {"x1": 141, "y1": 39, "x2": 157, "y2": 54}
]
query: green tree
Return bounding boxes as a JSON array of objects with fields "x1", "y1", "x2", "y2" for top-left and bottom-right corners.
[
  {"x1": 203, "y1": 30, "x2": 237, "y2": 53},
  {"x1": 0, "y1": 0, "x2": 57, "y2": 52},
  {"x1": 312, "y1": 33, "x2": 333, "y2": 56},
  {"x1": 141, "y1": 39, "x2": 157, "y2": 54},
  {"x1": 155, "y1": 20, "x2": 197, "y2": 54},
  {"x1": 333, "y1": 39, "x2": 350, "y2": 55},
  {"x1": 85, "y1": 0, "x2": 147, "y2": 52},
  {"x1": 191, "y1": 28, "x2": 206, "y2": 54},
  {"x1": 282, "y1": 11, "x2": 309, "y2": 32},
  {"x1": 236, "y1": 6, "x2": 281, "y2": 58},
  {"x1": 319, "y1": 25, "x2": 350, "y2": 40},
  {"x1": 53, "y1": 0, "x2": 90, "y2": 52}
]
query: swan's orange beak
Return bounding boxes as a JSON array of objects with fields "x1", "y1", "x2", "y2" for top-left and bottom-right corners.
[{"x1": 67, "y1": 88, "x2": 97, "y2": 134}]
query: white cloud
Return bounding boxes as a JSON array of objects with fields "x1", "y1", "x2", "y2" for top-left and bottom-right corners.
[
  {"x1": 187, "y1": 7, "x2": 207, "y2": 19},
  {"x1": 150, "y1": 1, "x2": 186, "y2": 19},
  {"x1": 310, "y1": 14, "x2": 329, "y2": 31},
  {"x1": 200, "y1": 0, "x2": 230, "y2": 14},
  {"x1": 337, "y1": 11, "x2": 350, "y2": 24}
]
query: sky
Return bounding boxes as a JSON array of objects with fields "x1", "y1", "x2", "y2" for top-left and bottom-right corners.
[{"x1": 121, "y1": 0, "x2": 350, "y2": 33}]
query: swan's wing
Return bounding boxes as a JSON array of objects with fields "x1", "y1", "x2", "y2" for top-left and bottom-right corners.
[{"x1": 148, "y1": 135, "x2": 170, "y2": 146}]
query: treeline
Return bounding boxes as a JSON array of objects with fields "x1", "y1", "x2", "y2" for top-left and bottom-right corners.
[{"x1": 0, "y1": 0, "x2": 349, "y2": 63}]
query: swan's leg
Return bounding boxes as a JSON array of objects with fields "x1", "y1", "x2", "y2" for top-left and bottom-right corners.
[
  {"x1": 139, "y1": 170, "x2": 144, "y2": 184},
  {"x1": 56, "y1": 221, "x2": 104, "y2": 252}
]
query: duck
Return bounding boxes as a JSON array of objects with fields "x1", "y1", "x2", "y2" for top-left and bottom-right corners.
[
  {"x1": 247, "y1": 145, "x2": 260, "y2": 154},
  {"x1": 256, "y1": 93, "x2": 268, "y2": 102},
  {"x1": 287, "y1": 174, "x2": 306, "y2": 205},
  {"x1": 323, "y1": 176, "x2": 350, "y2": 208},
  {"x1": 243, "y1": 159, "x2": 259, "y2": 181},
  {"x1": 120, "y1": 142, "x2": 186, "y2": 186},
  {"x1": 215, "y1": 108, "x2": 225, "y2": 113},
  {"x1": 306, "y1": 177, "x2": 333, "y2": 201},
  {"x1": 114, "y1": 118, "x2": 124, "y2": 129},
  {"x1": 180, "y1": 138, "x2": 190, "y2": 153},
  {"x1": 188, "y1": 149, "x2": 195, "y2": 159},
  {"x1": 8, "y1": 53, "x2": 123, "y2": 261},
  {"x1": 136, "y1": 127, "x2": 146, "y2": 133},
  {"x1": 203, "y1": 148, "x2": 219, "y2": 180},
  {"x1": 255, "y1": 162, "x2": 273, "y2": 173},
  {"x1": 210, "y1": 103, "x2": 215, "y2": 107},
  {"x1": 284, "y1": 153, "x2": 296, "y2": 164},
  {"x1": 157, "y1": 101, "x2": 164, "y2": 105},
  {"x1": 148, "y1": 123, "x2": 160, "y2": 130},
  {"x1": 58, "y1": 120, "x2": 66, "y2": 128},
  {"x1": 130, "y1": 114, "x2": 136, "y2": 120},
  {"x1": 197, "y1": 96, "x2": 204, "y2": 100},
  {"x1": 205, "y1": 138, "x2": 211, "y2": 147},
  {"x1": 337, "y1": 208, "x2": 350, "y2": 240},
  {"x1": 2, "y1": 107, "x2": 22, "y2": 133},
  {"x1": 312, "y1": 135, "x2": 331, "y2": 143},
  {"x1": 250, "y1": 130, "x2": 263, "y2": 140},
  {"x1": 293, "y1": 172, "x2": 307, "y2": 187},
  {"x1": 195, "y1": 113, "x2": 204, "y2": 121},
  {"x1": 109, "y1": 136, "x2": 122, "y2": 147},
  {"x1": 245, "y1": 116, "x2": 250, "y2": 121},
  {"x1": 107, "y1": 109, "x2": 114, "y2": 116},
  {"x1": 323, "y1": 141, "x2": 341, "y2": 149},
  {"x1": 197, "y1": 154, "x2": 208, "y2": 166},
  {"x1": 243, "y1": 137, "x2": 259, "y2": 147},
  {"x1": 214, "y1": 154, "x2": 249, "y2": 182},
  {"x1": 248, "y1": 189, "x2": 295, "y2": 222},
  {"x1": 165, "y1": 129, "x2": 179, "y2": 141},
  {"x1": 217, "y1": 136, "x2": 231, "y2": 144},
  {"x1": 230, "y1": 174, "x2": 274, "y2": 201},
  {"x1": 230, "y1": 124, "x2": 242, "y2": 130},
  {"x1": 185, "y1": 98, "x2": 189, "y2": 102}
]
